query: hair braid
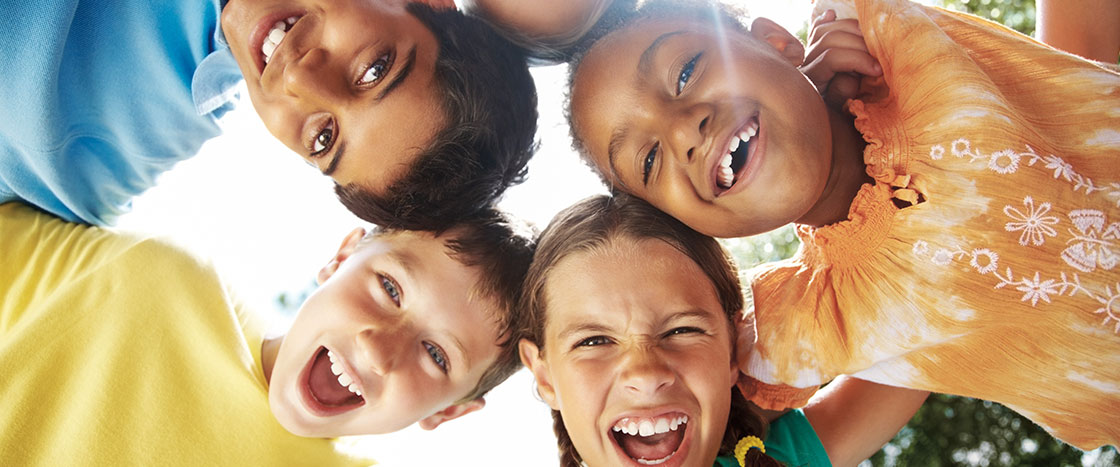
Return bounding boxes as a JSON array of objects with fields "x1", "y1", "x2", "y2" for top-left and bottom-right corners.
[{"x1": 552, "y1": 409, "x2": 583, "y2": 467}]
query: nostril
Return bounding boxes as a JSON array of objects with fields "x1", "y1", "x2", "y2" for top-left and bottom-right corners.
[
  {"x1": 687, "y1": 148, "x2": 695, "y2": 161},
  {"x1": 699, "y1": 116, "x2": 709, "y2": 132}
]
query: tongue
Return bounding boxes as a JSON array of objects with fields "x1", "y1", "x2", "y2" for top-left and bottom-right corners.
[
  {"x1": 618, "y1": 429, "x2": 684, "y2": 462},
  {"x1": 308, "y1": 349, "x2": 362, "y2": 407}
]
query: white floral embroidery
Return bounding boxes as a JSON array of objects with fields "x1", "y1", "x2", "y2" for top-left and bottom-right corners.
[
  {"x1": 1015, "y1": 272, "x2": 1059, "y2": 306},
  {"x1": 1003, "y1": 196, "x2": 1059, "y2": 246},
  {"x1": 1094, "y1": 284, "x2": 1120, "y2": 334},
  {"x1": 1061, "y1": 210, "x2": 1119, "y2": 273},
  {"x1": 931, "y1": 248, "x2": 954, "y2": 266},
  {"x1": 929, "y1": 145, "x2": 945, "y2": 160},
  {"x1": 970, "y1": 249, "x2": 999, "y2": 274},
  {"x1": 1043, "y1": 155, "x2": 1075, "y2": 181},
  {"x1": 951, "y1": 138, "x2": 972, "y2": 157},
  {"x1": 942, "y1": 140, "x2": 1111, "y2": 199},
  {"x1": 988, "y1": 149, "x2": 1021, "y2": 174},
  {"x1": 912, "y1": 240, "x2": 930, "y2": 256}
]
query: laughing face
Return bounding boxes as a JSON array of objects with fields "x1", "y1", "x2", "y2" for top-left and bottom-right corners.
[
  {"x1": 266, "y1": 228, "x2": 501, "y2": 436},
  {"x1": 520, "y1": 237, "x2": 737, "y2": 467},
  {"x1": 570, "y1": 15, "x2": 834, "y2": 238},
  {"x1": 221, "y1": 0, "x2": 446, "y2": 192}
]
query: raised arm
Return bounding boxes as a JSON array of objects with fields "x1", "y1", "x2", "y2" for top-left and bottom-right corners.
[
  {"x1": 1036, "y1": 0, "x2": 1120, "y2": 63},
  {"x1": 802, "y1": 376, "x2": 929, "y2": 467}
]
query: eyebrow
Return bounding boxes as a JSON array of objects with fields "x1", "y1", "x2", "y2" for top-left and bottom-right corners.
[
  {"x1": 606, "y1": 126, "x2": 631, "y2": 190},
  {"x1": 323, "y1": 46, "x2": 417, "y2": 177},
  {"x1": 322, "y1": 141, "x2": 345, "y2": 176},
  {"x1": 376, "y1": 45, "x2": 418, "y2": 101},
  {"x1": 557, "y1": 322, "x2": 614, "y2": 343},
  {"x1": 447, "y1": 332, "x2": 470, "y2": 374},
  {"x1": 638, "y1": 30, "x2": 685, "y2": 77}
]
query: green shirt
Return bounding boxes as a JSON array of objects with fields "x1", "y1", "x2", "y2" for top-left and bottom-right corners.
[{"x1": 714, "y1": 409, "x2": 831, "y2": 467}]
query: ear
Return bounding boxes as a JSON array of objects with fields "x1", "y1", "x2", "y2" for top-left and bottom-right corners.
[
  {"x1": 519, "y1": 339, "x2": 559, "y2": 410},
  {"x1": 317, "y1": 228, "x2": 367, "y2": 285},
  {"x1": 732, "y1": 308, "x2": 754, "y2": 384},
  {"x1": 418, "y1": 397, "x2": 486, "y2": 430},
  {"x1": 750, "y1": 17, "x2": 805, "y2": 66}
]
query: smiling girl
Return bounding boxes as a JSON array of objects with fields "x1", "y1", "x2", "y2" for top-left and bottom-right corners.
[
  {"x1": 518, "y1": 194, "x2": 927, "y2": 467},
  {"x1": 561, "y1": 0, "x2": 1120, "y2": 449}
]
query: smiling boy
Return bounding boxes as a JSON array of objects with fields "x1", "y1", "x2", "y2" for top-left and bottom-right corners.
[
  {"x1": 0, "y1": 0, "x2": 536, "y2": 230},
  {"x1": 0, "y1": 201, "x2": 533, "y2": 464}
]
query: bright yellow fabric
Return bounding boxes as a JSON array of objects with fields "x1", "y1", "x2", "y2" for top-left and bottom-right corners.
[
  {"x1": 742, "y1": 0, "x2": 1120, "y2": 449},
  {"x1": 0, "y1": 203, "x2": 371, "y2": 466}
]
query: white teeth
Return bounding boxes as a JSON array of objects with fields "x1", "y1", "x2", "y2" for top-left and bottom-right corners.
[
  {"x1": 613, "y1": 415, "x2": 689, "y2": 438},
  {"x1": 719, "y1": 153, "x2": 733, "y2": 168},
  {"x1": 261, "y1": 17, "x2": 299, "y2": 65},
  {"x1": 654, "y1": 418, "x2": 670, "y2": 434},
  {"x1": 326, "y1": 350, "x2": 362, "y2": 398},
  {"x1": 746, "y1": 124, "x2": 757, "y2": 138},
  {"x1": 637, "y1": 455, "x2": 673, "y2": 465},
  {"x1": 718, "y1": 166, "x2": 734, "y2": 188},
  {"x1": 268, "y1": 28, "x2": 286, "y2": 44},
  {"x1": 627, "y1": 421, "x2": 638, "y2": 436},
  {"x1": 638, "y1": 420, "x2": 654, "y2": 436},
  {"x1": 728, "y1": 135, "x2": 741, "y2": 153}
]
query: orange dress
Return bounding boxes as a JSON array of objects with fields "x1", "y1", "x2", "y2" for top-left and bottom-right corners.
[{"x1": 739, "y1": 0, "x2": 1120, "y2": 449}]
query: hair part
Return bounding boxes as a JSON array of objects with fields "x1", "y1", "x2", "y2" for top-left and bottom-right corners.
[
  {"x1": 337, "y1": 3, "x2": 539, "y2": 231},
  {"x1": 517, "y1": 194, "x2": 782, "y2": 465}
]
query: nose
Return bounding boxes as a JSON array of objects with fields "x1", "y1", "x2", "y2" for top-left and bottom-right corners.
[
  {"x1": 664, "y1": 103, "x2": 712, "y2": 165},
  {"x1": 619, "y1": 344, "x2": 675, "y2": 395},
  {"x1": 355, "y1": 320, "x2": 410, "y2": 375},
  {"x1": 282, "y1": 48, "x2": 341, "y2": 103}
]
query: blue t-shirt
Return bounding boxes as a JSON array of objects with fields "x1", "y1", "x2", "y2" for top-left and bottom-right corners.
[
  {"x1": 714, "y1": 409, "x2": 832, "y2": 467},
  {"x1": 0, "y1": 0, "x2": 242, "y2": 225}
]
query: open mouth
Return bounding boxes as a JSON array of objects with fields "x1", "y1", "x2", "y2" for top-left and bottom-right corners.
[
  {"x1": 251, "y1": 13, "x2": 303, "y2": 76},
  {"x1": 302, "y1": 347, "x2": 365, "y2": 414},
  {"x1": 714, "y1": 115, "x2": 761, "y2": 195},
  {"x1": 611, "y1": 413, "x2": 689, "y2": 465}
]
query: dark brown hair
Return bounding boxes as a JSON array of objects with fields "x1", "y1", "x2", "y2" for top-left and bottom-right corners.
[
  {"x1": 517, "y1": 194, "x2": 780, "y2": 466},
  {"x1": 369, "y1": 207, "x2": 536, "y2": 402},
  {"x1": 337, "y1": 3, "x2": 538, "y2": 231}
]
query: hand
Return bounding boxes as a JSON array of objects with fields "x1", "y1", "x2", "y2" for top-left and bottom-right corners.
[{"x1": 800, "y1": 9, "x2": 882, "y2": 108}]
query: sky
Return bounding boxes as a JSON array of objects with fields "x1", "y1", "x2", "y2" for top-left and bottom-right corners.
[{"x1": 115, "y1": 1, "x2": 815, "y2": 465}]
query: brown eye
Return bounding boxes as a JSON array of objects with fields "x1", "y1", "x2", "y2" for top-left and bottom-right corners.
[
  {"x1": 311, "y1": 121, "x2": 335, "y2": 156},
  {"x1": 358, "y1": 55, "x2": 391, "y2": 86}
]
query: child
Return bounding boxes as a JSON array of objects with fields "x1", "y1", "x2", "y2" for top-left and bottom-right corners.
[
  {"x1": 0, "y1": 1, "x2": 537, "y2": 231},
  {"x1": 517, "y1": 193, "x2": 928, "y2": 467},
  {"x1": 564, "y1": 0, "x2": 1120, "y2": 449},
  {"x1": 0, "y1": 200, "x2": 533, "y2": 464}
]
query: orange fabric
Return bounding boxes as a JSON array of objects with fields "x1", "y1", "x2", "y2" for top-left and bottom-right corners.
[{"x1": 742, "y1": 0, "x2": 1120, "y2": 449}]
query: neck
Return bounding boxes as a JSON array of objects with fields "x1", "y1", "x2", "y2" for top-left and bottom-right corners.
[
  {"x1": 261, "y1": 335, "x2": 284, "y2": 385},
  {"x1": 795, "y1": 106, "x2": 870, "y2": 227}
]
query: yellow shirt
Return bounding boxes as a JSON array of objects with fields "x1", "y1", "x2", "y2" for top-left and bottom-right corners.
[
  {"x1": 0, "y1": 203, "x2": 370, "y2": 466},
  {"x1": 741, "y1": 0, "x2": 1120, "y2": 450}
]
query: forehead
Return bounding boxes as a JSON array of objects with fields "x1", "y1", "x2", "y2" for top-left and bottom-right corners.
[
  {"x1": 335, "y1": 18, "x2": 446, "y2": 193},
  {"x1": 543, "y1": 237, "x2": 723, "y2": 326}
]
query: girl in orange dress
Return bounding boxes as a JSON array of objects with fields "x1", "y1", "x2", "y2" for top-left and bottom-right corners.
[{"x1": 566, "y1": 0, "x2": 1120, "y2": 449}]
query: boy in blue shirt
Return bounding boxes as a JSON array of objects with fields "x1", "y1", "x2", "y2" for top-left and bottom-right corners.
[{"x1": 0, "y1": 0, "x2": 536, "y2": 230}]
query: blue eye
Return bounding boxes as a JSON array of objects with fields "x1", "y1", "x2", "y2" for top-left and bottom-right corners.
[
  {"x1": 642, "y1": 142, "x2": 660, "y2": 185},
  {"x1": 677, "y1": 53, "x2": 702, "y2": 94},
  {"x1": 423, "y1": 341, "x2": 449, "y2": 373},
  {"x1": 576, "y1": 336, "x2": 612, "y2": 348},
  {"x1": 379, "y1": 274, "x2": 401, "y2": 305}
]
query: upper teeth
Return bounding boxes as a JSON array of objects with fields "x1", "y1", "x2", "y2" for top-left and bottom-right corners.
[
  {"x1": 327, "y1": 350, "x2": 362, "y2": 397},
  {"x1": 262, "y1": 16, "x2": 299, "y2": 65},
  {"x1": 717, "y1": 120, "x2": 759, "y2": 189},
  {"x1": 612, "y1": 414, "x2": 688, "y2": 437}
]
